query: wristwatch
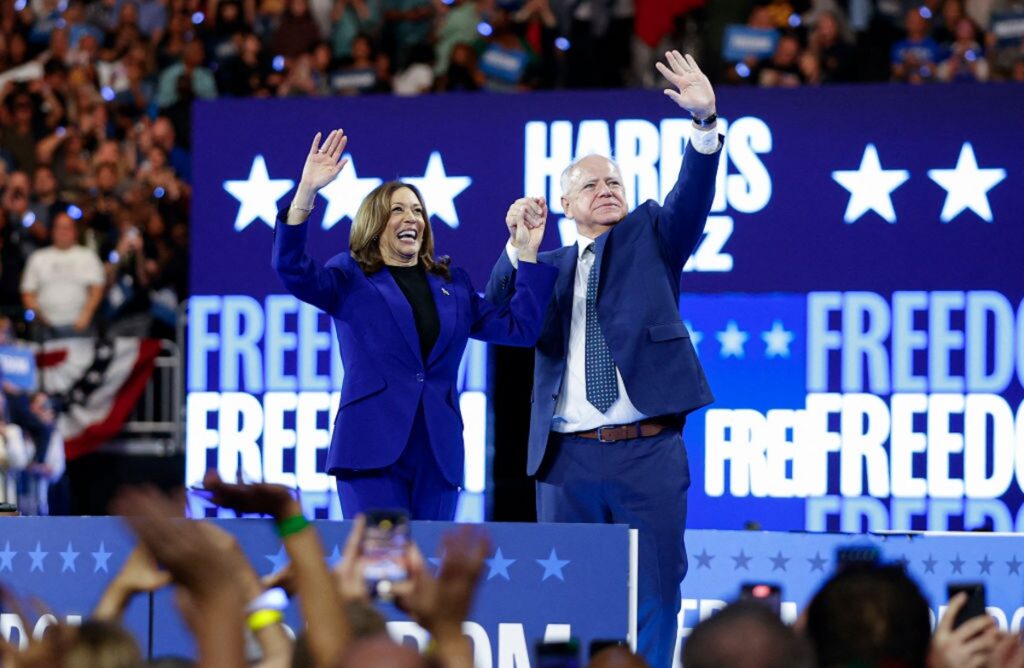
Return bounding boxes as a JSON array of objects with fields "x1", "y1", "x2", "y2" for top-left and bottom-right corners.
[{"x1": 692, "y1": 112, "x2": 717, "y2": 129}]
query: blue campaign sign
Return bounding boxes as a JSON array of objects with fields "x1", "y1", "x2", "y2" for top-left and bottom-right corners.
[
  {"x1": 0, "y1": 345, "x2": 37, "y2": 391},
  {"x1": 722, "y1": 25, "x2": 780, "y2": 61},
  {"x1": 189, "y1": 84, "x2": 1024, "y2": 531},
  {"x1": 0, "y1": 517, "x2": 631, "y2": 664}
]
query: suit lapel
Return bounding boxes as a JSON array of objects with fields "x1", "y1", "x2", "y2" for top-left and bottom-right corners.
[
  {"x1": 426, "y1": 272, "x2": 456, "y2": 366},
  {"x1": 553, "y1": 244, "x2": 578, "y2": 350},
  {"x1": 367, "y1": 269, "x2": 422, "y2": 364}
]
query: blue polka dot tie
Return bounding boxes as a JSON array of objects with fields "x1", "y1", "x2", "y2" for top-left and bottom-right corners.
[{"x1": 584, "y1": 243, "x2": 618, "y2": 412}]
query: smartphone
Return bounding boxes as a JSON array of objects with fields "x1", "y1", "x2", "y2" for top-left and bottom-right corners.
[
  {"x1": 536, "y1": 640, "x2": 581, "y2": 668},
  {"x1": 589, "y1": 639, "x2": 627, "y2": 658},
  {"x1": 361, "y1": 509, "x2": 410, "y2": 600},
  {"x1": 740, "y1": 582, "x2": 782, "y2": 617},
  {"x1": 948, "y1": 583, "x2": 986, "y2": 629}
]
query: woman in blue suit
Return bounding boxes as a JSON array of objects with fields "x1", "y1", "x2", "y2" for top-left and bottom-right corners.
[{"x1": 272, "y1": 129, "x2": 556, "y2": 520}]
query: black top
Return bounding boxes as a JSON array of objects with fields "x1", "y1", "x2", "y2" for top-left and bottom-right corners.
[{"x1": 388, "y1": 264, "x2": 440, "y2": 361}]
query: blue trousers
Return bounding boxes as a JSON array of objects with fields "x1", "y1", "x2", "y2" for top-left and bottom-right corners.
[
  {"x1": 335, "y1": 405, "x2": 460, "y2": 521},
  {"x1": 536, "y1": 427, "x2": 690, "y2": 668}
]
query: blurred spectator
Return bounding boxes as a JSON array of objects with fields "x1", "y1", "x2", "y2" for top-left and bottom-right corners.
[
  {"x1": 156, "y1": 40, "x2": 218, "y2": 108},
  {"x1": 938, "y1": 16, "x2": 990, "y2": 80},
  {"x1": 755, "y1": 32, "x2": 805, "y2": 86},
  {"x1": 683, "y1": 600, "x2": 813, "y2": 668},
  {"x1": 217, "y1": 31, "x2": 273, "y2": 96},
  {"x1": 205, "y1": 0, "x2": 251, "y2": 63},
  {"x1": 808, "y1": 10, "x2": 856, "y2": 81},
  {"x1": 478, "y1": 7, "x2": 543, "y2": 90},
  {"x1": 437, "y1": 42, "x2": 485, "y2": 91},
  {"x1": 383, "y1": 0, "x2": 437, "y2": 70},
  {"x1": 330, "y1": 0, "x2": 382, "y2": 59},
  {"x1": 331, "y1": 33, "x2": 385, "y2": 93},
  {"x1": 392, "y1": 42, "x2": 434, "y2": 94},
  {"x1": 270, "y1": 0, "x2": 323, "y2": 58},
  {"x1": 28, "y1": 163, "x2": 67, "y2": 229},
  {"x1": 20, "y1": 211, "x2": 105, "y2": 337},
  {"x1": 891, "y1": 7, "x2": 945, "y2": 82},
  {"x1": 934, "y1": 0, "x2": 968, "y2": 44},
  {"x1": 433, "y1": 0, "x2": 482, "y2": 77},
  {"x1": 804, "y1": 564, "x2": 932, "y2": 668},
  {"x1": 564, "y1": 0, "x2": 634, "y2": 88},
  {"x1": 0, "y1": 87, "x2": 44, "y2": 173}
]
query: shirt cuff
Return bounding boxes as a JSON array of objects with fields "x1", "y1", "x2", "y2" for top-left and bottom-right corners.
[
  {"x1": 505, "y1": 240, "x2": 520, "y2": 269},
  {"x1": 690, "y1": 125, "x2": 721, "y2": 155}
]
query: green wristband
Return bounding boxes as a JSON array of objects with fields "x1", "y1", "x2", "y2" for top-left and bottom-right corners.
[{"x1": 276, "y1": 513, "x2": 310, "y2": 538}]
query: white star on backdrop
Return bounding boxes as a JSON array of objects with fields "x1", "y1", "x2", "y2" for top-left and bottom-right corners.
[
  {"x1": 761, "y1": 320, "x2": 794, "y2": 358},
  {"x1": 927, "y1": 142, "x2": 1006, "y2": 223},
  {"x1": 319, "y1": 155, "x2": 382, "y2": 231},
  {"x1": 716, "y1": 320, "x2": 749, "y2": 358},
  {"x1": 684, "y1": 320, "x2": 703, "y2": 355},
  {"x1": 223, "y1": 155, "x2": 295, "y2": 231},
  {"x1": 831, "y1": 144, "x2": 909, "y2": 224},
  {"x1": 403, "y1": 151, "x2": 471, "y2": 229}
]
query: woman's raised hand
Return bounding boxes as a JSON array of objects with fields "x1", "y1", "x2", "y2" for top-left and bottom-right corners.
[{"x1": 300, "y1": 129, "x2": 349, "y2": 193}]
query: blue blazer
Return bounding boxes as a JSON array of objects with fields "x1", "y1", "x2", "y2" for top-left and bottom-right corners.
[
  {"x1": 485, "y1": 141, "x2": 722, "y2": 475},
  {"x1": 272, "y1": 218, "x2": 558, "y2": 485}
]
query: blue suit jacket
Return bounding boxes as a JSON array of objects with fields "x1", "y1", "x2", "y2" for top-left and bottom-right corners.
[
  {"x1": 485, "y1": 141, "x2": 722, "y2": 475},
  {"x1": 272, "y1": 219, "x2": 557, "y2": 485}
]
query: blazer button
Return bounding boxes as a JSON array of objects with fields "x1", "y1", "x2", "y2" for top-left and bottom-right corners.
[
  {"x1": 551, "y1": 393, "x2": 558, "y2": 400},
  {"x1": 416, "y1": 373, "x2": 425, "y2": 382}
]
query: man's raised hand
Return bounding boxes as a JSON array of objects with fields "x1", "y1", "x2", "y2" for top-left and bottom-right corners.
[{"x1": 656, "y1": 51, "x2": 716, "y2": 120}]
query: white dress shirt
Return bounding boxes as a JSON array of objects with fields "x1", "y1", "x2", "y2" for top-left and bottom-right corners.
[{"x1": 505, "y1": 124, "x2": 722, "y2": 431}]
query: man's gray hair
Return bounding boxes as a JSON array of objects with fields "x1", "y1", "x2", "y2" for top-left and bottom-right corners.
[{"x1": 559, "y1": 154, "x2": 621, "y2": 197}]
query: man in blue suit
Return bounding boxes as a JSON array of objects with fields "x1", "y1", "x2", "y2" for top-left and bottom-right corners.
[{"x1": 485, "y1": 52, "x2": 721, "y2": 668}]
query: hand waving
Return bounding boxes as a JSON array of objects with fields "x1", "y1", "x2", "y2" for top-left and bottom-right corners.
[
  {"x1": 300, "y1": 129, "x2": 349, "y2": 193},
  {"x1": 201, "y1": 469, "x2": 298, "y2": 520},
  {"x1": 656, "y1": 51, "x2": 716, "y2": 119}
]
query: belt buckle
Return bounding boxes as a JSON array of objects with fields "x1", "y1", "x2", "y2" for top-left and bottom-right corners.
[{"x1": 595, "y1": 426, "x2": 615, "y2": 443}]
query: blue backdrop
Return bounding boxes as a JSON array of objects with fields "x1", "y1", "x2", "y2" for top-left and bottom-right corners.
[
  {"x1": 188, "y1": 84, "x2": 1024, "y2": 530},
  {"x1": 3, "y1": 519, "x2": 1023, "y2": 661}
]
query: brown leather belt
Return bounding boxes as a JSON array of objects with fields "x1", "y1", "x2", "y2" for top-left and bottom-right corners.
[{"x1": 570, "y1": 417, "x2": 681, "y2": 443}]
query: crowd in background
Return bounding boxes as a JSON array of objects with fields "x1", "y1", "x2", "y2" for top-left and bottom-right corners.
[
  {"x1": 1, "y1": 473, "x2": 1022, "y2": 667},
  {"x1": 0, "y1": 0, "x2": 1021, "y2": 347},
  {"x1": 728, "y1": 0, "x2": 1024, "y2": 86}
]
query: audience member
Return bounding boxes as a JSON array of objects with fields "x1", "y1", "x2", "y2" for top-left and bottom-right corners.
[
  {"x1": 684, "y1": 601, "x2": 813, "y2": 668},
  {"x1": 891, "y1": 7, "x2": 946, "y2": 82},
  {"x1": 804, "y1": 564, "x2": 932, "y2": 668},
  {"x1": 20, "y1": 211, "x2": 106, "y2": 337}
]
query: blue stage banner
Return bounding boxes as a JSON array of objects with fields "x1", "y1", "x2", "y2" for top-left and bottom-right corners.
[
  {"x1": 4, "y1": 519, "x2": 1023, "y2": 664},
  {"x1": 0, "y1": 517, "x2": 631, "y2": 664},
  {"x1": 0, "y1": 518, "x2": 150, "y2": 650},
  {"x1": 189, "y1": 84, "x2": 1024, "y2": 531},
  {"x1": 682, "y1": 530, "x2": 1024, "y2": 642}
]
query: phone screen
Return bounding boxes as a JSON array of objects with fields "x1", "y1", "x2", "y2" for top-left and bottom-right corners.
[
  {"x1": 948, "y1": 583, "x2": 986, "y2": 629},
  {"x1": 361, "y1": 509, "x2": 410, "y2": 599},
  {"x1": 536, "y1": 640, "x2": 581, "y2": 668},
  {"x1": 740, "y1": 582, "x2": 782, "y2": 617}
]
